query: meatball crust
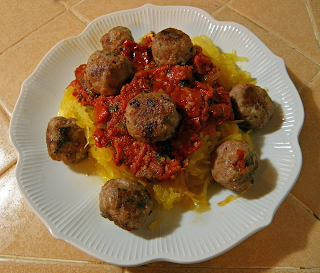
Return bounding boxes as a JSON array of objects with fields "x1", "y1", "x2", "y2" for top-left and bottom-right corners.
[
  {"x1": 151, "y1": 28, "x2": 196, "y2": 66},
  {"x1": 125, "y1": 92, "x2": 181, "y2": 142},
  {"x1": 46, "y1": 116, "x2": 88, "y2": 165},
  {"x1": 229, "y1": 83, "x2": 274, "y2": 130},
  {"x1": 100, "y1": 26, "x2": 134, "y2": 53},
  {"x1": 84, "y1": 50, "x2": 134, "y2": 96},
  {"x1": 99, "y1": 178, "x2": 153, "y2": 231},
  {"x1": 211, "y1": 139, "x2": 259, "y2": 191}
]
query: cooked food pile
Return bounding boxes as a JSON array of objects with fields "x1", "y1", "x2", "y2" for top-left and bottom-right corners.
[{"x1": 46, "y1": 26, "x2": 274, "y2": 231}]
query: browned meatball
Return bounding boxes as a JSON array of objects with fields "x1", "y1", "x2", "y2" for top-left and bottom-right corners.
[
  {"x1": 151, "y1": 28, "x2": 196, "y2": 66},
  {"x1": 100, "y1": 26, "x2": 134, "y2": 53},
  {"x1": 125, "y1": 92, "x2": 180, "y2": 142},
  {"x1": 230, "y1": 83, "x2": 274, "y2": 130},
  {"x1": 99, "y1": 178, "x2": 153, "y2": 231},
  {"x1": 46, "y1": 117, "x2": 88, "y2": 165},
  {"x1": 211, "y1": 139, "x2": 259, "y2": 191},
  {"x1": 84, "y1": 50, "x2": 134, "y2": 96}
]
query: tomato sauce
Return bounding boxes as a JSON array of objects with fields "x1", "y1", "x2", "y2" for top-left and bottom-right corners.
[
  {"x1": 70, "y1": 39, "x2": 234, "y2": 181},
  {"x1": 231, "y1": 149, "x2": 247, "y2": 169}
]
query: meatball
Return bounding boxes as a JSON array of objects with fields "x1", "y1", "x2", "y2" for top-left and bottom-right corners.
[
  {"x1": 151, "y1": 28, "x2": 196, "y2": 66},
  {"x1": 125, "y1": 92, "x2": 180, "y2": 142},
  {"x1": 211, "y1": 139, "x2": 259, "y2": 191},
  {"x1": 46, "y1": 116, "x2": 88, "y2": 165},
  {"x1": 84, "y1": 50, "x2": 134, "y2": 96},
  {"x1": 100, "y1": 26, "x2": 134, "y2": 53},
  {"x1": 229, "y1": 83, "x2": 274, "y2": 130},
  {"x1": 99, "y1": 178, "x2": 153, "y2": 231}
]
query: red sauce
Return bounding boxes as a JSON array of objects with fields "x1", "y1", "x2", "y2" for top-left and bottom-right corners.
[
  {"x1": 231, "y1": 149, "x2": 246, "y2": 169},
  {"x1": 70, "y1": 38, "x2": 234, "y2": 181},
  {"x1": 71, "y1": 64, "x2": 98, "y2": 106},
  {"x1": 120, "y1": 40, "x2": 152, "y2": 71}
]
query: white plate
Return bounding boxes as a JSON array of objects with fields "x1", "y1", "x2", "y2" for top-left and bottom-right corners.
[{"x1": 10, "y1": 4, "x2": 304, "y2": 266}]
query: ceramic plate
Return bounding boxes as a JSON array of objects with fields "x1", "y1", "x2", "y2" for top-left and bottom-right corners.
[{"x1": 10, "y1": 4, "x2": 304, "y2": 266}]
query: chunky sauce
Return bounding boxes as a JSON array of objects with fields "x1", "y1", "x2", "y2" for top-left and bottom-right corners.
[{"x1": 71, "y1": 38, "x2": 234, "y2": 181}]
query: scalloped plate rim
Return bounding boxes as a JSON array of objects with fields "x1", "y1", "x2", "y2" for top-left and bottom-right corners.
[{"x1": 9, "y1": 4, "x2": 304, "y2": 266}]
